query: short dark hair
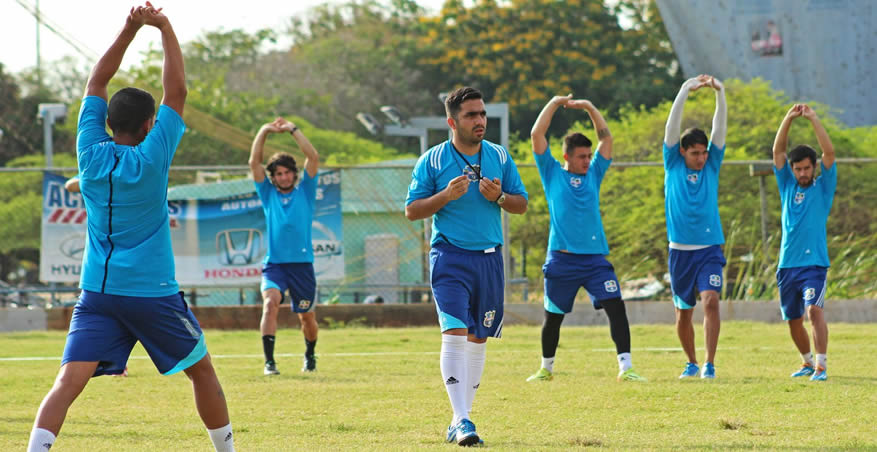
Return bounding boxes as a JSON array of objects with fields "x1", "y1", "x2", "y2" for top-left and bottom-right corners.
[
  {"x1": 680, "y1": 127, "x2": 708, "y2": 150},
  {"x1": 107, "y1": 87, "x2": 156, "y2": 135},
  {"x1": 788, "y1": 145, "x2": 818, "y2": 167},
  {"x1": 562, "y1": 133, "x2": 592, "y2": 155},
  {"x1": 444, "y1": 87, "x2": 483, "y2": 120},
  {"x1": 266, "y1": 152, "x2": 298, "y2": 178}
]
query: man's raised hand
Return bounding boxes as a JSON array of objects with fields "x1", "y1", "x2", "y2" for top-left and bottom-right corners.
[
  {"x1": 444, "y1": 175, "x2": 470, "y2": 202},
  {"x1": 142, "y1": 2, "x2": 169, "y2": 29},
  {"x1": 478, "y1": 177, "x2": 502, "y2": 203}
]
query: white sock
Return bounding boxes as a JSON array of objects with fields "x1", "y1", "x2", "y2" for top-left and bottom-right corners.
[
  {"x1": 207, "y1": 423, "x2": 235, "y2": 452},
  {"x1": 542, "y1": 356, "x2": 555, "y2": 373},
  {"x1": 27, "y1": 428, "x2": 55, "y2": 452},
  {"x1": 440, "y1": 334, "x2": 468, "y2": 425},
  {"x1": 617, "y1": 352, "x2": 632, "y2": 372},
  {"x1": 801, "y1": 352, "x2": 814, "y2": 366},
  {"x1": 464, "y1": 341, "x2": 487, "y2": 419},
  {"x1": 816, "y1": 354, "x2": 827, "y2": 369}
]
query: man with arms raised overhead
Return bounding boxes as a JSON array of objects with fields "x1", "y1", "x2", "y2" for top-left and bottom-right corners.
[
  {"x1": 249, "y1": 116, "x2": 320, "y2": 375},
  {"x1": 27, "y1": 4, "x2": 234, "y2": 451},
  {"x1": 527, "y1": 94, "x2": 646, "y2": 383},
  {"x1": 406, "y1": 87, "x2": 528, "y2": 446},
  {"x1": 772, "y1": 104, "x2": 836, "y2": 382},
  {"x1": 663, "y1": 75, "x2": 727, "y2": 380}
]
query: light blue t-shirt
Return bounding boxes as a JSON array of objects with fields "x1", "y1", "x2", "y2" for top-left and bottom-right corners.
[
  {"x1": 775, "y1": 162, "x2": 836, "y2": 268},
  {"x1": 77, "y1": 96, "x2": 185, "y2": 297},
  {"x1": 255, "y1": 172, "x2": 317, "y2": 264},
  {"x1": 663, "y1": 141, "x2": 725, "y2": 245},
  {"x1": 535, "y1": 146, "x2": 611, "y2": 255},
  {"x1": 406, "y1": 140, "x2": 528, "y2": 251}
]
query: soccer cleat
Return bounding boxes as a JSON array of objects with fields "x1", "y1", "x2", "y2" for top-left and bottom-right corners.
[
  {"x1": 454, "y1": 419, "x2": 480, "y2": 447},
  {"x1": 446, "y1": 424, "x2": 456, "y2": 443},
  {"x1": 617, "y1": 368, "x2": 647, "y2": 382},
  {"x1": 810, "y1": 366, "x2": 827, "y2": 381},
  {"x1": 791, "y1": 363, "x2": 815, "y2": 378},
  {"x1": 264, "y1": 361, "x2": 279, "y2": 375},
  {"x1": 701, "y1": 362, "x2": 716, "y2": 379},
  {"x1": 526, "y1": 367, "x2": 553, "y2": 382},
  {"x1": 302, "y1": 354, "x2": 317, "y2": 372},
  {"x1": 679, "y1": 362, "x2": 699, "y2": 379}
]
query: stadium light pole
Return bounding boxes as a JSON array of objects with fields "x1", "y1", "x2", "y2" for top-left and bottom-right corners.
[{"x1": 37, "y1": 103, "x2": 67, "y2": 169}]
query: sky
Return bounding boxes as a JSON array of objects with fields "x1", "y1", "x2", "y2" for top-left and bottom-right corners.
[{"x1": 1, "y1": 0, "x2": 447, "y2": 74}]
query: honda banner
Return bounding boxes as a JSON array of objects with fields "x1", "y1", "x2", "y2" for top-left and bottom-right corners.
[{"x1": 40, "y1": 171, "x2": 344, "y2": 286}]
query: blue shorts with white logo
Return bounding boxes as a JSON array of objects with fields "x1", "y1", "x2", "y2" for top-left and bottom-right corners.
[
  {"x1": 62, "y1": 290, "x2": 207, "y2": 377},
  {"x1": 668, "y1": 245, "x2": 726, "y2": 309},
  {"x1": 429, "y1": 242, "x2": 504, "y2": 339},
  {"x1": 542, "y1": 251, "x2": 621, "y2": 314},
  {"x1": 261, "y1": 262, "x2": 317, "y2": 313},
  {"x1": 777, "y1": 266, "x2": 828, "y2": 320}
]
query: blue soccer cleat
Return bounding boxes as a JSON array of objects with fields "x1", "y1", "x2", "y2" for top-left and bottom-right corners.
[
  {"x1": 446, "y1": 424, "x2": 456, "y2": 443},
  {"x1": 791, "y1": 363, "x2": 815, "y2": 378},
  {"x1": 679, "y1": 362, "x2": 699, "y2": 379},
  {"x1": 454, "y1": 419, "x2": 481, "y2": 447},
  {"x1": 810, "y1": 366, "x2": 827, "y2": 381},
  {"x1": 701, "y1": 362, "x2": 716, "y2": 379}
]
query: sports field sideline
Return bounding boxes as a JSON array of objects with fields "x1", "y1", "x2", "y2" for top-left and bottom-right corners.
[{"x1": 2, "y1": 322, "x2": 876, "y2": 451}]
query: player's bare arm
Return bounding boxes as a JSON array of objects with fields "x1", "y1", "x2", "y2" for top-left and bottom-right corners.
[
  {"x1": 276, "y1": 117, "x2": 320, "y2": 178},
  {"x1": 567, "y1": 99, "x2": 613, "y2": 160},
  {"x1": 249, "y1": 119, "x2": 286, "y2": 183},
  {"x1": 143, "y1": 3, "x2": 186, "y2": 116},
  {"x1": 405, "y1": 174, "x2": 469, "y2": 221},
  {"x1": 801, "y1": 105, "x2": 835, "y2": 168},
  {"x1": 773, "y1": 104, "x2": 802, "y2": 170},
  {"x1": 84, "y1": 6, "x2": 147, "y2": 100},
  {"x1": 530, "y1": 95, "x2": 571, "y2": 155}
]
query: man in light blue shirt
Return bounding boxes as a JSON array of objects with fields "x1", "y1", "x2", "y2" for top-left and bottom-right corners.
[
  {"x1": 406, "y1": 87, "x2": 528, "y2": 446},
  {"x1": 663, "y1": 75, "x2": 727, "y2": 380},
  {"x1": 248, "y1": 117, "x2": 320, "y2": 375},
  {"x1": 526, "y1": 94, "x2": 646, "y2": 384},
  {"x1": 772, "y1": 104, "x2": 836, "y2": 382},
  {"x1": 28, "y1": 5, "x2": 234, "y2": 452}
]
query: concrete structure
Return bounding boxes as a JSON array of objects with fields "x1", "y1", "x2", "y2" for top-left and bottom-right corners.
[{"x1": 4, "y1": 299, "x2": 873, "y2": 332}]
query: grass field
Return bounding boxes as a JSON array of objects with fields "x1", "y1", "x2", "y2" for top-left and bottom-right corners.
[{"x1": 2, "y1": 322, "x2": 877, "y2": 451}]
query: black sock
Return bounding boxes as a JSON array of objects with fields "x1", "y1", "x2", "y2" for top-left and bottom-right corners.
[
  {"x1": 541, "y1": 311, "x2": 565, "y2": 358},
  {"x1": 262, "y1": 335, "x2": 276, "y2": 363},
  {"x1": 600, "y1": 298, "x2": 631, "y2": 354},
  {"x1": 305, "y1": 338, "x2": 317, "y2": 358}
]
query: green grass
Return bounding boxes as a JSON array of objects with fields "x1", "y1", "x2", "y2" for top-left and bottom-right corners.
[{"x1": 2, "y1": 322, "x2": 877, "y2": 450}]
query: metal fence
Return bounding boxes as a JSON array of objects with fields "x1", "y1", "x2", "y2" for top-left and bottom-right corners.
[{"x1": 1, "y1": 158, "x2": 875, "y2": 307}]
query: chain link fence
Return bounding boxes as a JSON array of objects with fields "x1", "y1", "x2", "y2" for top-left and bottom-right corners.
[{"x1": 1, "y1": 159, "x2": 875, "y2": 308}]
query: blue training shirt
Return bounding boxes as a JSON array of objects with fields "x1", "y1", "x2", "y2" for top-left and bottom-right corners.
[
  {"x1": 663, "y1": 141, "x2": 725, "y2": 245},
  {"x1": 77, "y1": 96, "x2": 185, "y2": 297},
  {"x1": 256, "y1": 171, "x2": 317, "y2": 264},
  {"x1": 775, "y1": 162, "x2": 836, "y2": 268},
  {"x1": 406, "y1": 140, "x2": 528, "y2": 251},
  {"x1": 535, "y1": 146, "x2": 611, "y2": 255}
]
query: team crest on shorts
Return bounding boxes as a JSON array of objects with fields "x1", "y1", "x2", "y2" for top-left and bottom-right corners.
[
  {"x1": 794, "y1": 192, "x2": 805, "y2": 204},
  {"x1": 483, "y1": 310, "x2": 496, "y2": 328},
  {"x1": 687, "y1": 173, "x2": 699, "y2": 184},
  {"x1": 604, "y1": 280, "x2": 618, "y2": 293},
  {"x1": 803, "y1": 288, "x2": 816, "y2": 301},
  {"x1": 569, "y1": 177, "x2": 582, "y2": 188},
  {"x1": 298, "y1": 299, "x2": 312, "y2": 310},
  {"x1": 709, "y1": 274, "x2": 722, "y2": 287}
]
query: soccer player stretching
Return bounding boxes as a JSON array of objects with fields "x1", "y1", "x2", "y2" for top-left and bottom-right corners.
[
  {"x1": 772, "y1": 104, "x2": 836, "y2": 381},
  {"x1": 249, "y1": 117, "x2": 320, "y2": 375},
  {"x1": 406, "y1": 87, "x2": 528, "y2": 446},
  {"x1": 28, "y1": 4, "x2": 234, "y2": 451},
  {"x1": 527, "y1": 94, "x2": 646, "y2": 383},
  {"x1": 663, "y1": 75, "x2": 727, "y2": 379}
]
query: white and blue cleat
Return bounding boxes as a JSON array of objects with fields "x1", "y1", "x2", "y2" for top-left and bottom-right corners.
[
  {"x1": 791, "y1": 364, "x2": 815, "y2": 378},
  {"x1": 810, "y1": 366, "x2": 827, "y2": 381},
  {"x1": 447, "y1": 419, "x2": 481, "y2": 447},
  {"x1": 679, "y1": 362, "x2": 699, "y2": 379},
  {"x1": 701, "y1": 362, "x2": 716, "y2": 379}
]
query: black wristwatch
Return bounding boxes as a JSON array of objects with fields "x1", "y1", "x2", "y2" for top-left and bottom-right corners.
[
  {"x1": 495, "y1": 192, "x2": 506, "y2": 205},
  {"x1": 289, "y1": 127, "x2": 299, "y2": 135}
]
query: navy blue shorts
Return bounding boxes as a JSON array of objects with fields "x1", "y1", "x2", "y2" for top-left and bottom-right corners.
[
  {"x1": 668, "y1": 245, "x2": 726, "y2": 309},
  {"x1": 62, "y1": 290, "x2": 207, "y2": 377},
  {"x1": 429, "y1": 243, "x2": 504, "y2": 339},
  {"x1": 542, "y1": 251, "x2": 621, "y2": 314},
  {"x1": 777, "y1": 266, "x2": 828, "y2": 320},
  {"x1": 261, "y1": 262, "x2": 317, "y2": 313}
]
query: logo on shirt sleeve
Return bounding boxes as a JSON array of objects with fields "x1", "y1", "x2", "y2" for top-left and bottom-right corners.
[
  {"x1": 794, "y1": 192, "x2": 805, "y2": 204},
  {"x1": 409, "y1": 179, "x2": 418, "y2": 191}
]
